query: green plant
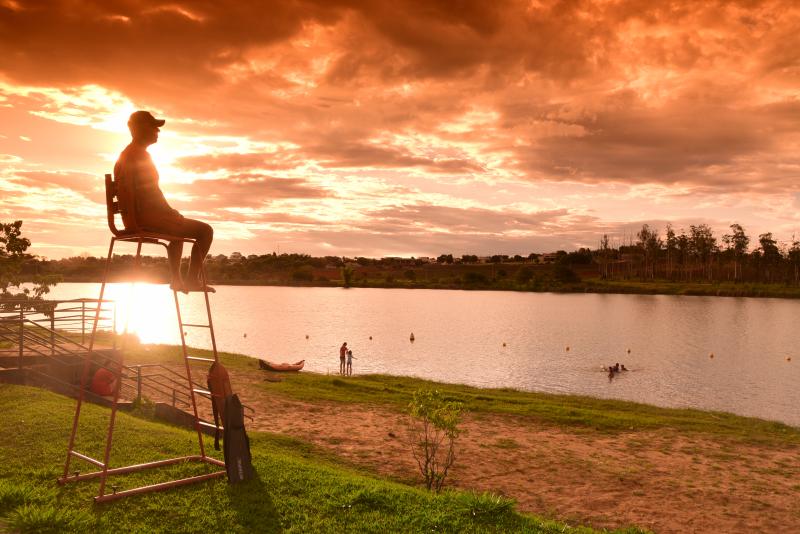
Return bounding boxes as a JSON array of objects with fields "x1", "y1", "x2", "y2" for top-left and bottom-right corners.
[
  {"x1": 341, "y1": 265, "x2": 353, "y2": 288},
  {"x1": 408, "y1": 389, "x2": 464, "y2": 491}
]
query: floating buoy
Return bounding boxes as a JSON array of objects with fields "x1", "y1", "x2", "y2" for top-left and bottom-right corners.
[
  {"x1": 709, "y1": 353, "x2": 714, "y2": 359},
  {"x1": 369, "y1": 336, "x2": 372, "y2": 340},
  {"x1": 410, "y1": 333, "x2": 415, "y2": 342},
  {"x1": 565, "y1": 346, "x2": 570, "y2": 351},
  {"x1": 243, "y1": 333, "x2": 247, "y2": 338},
  {"x1": 787, "y1": 356, "x2": 792, "y2": 362},
  {"x1": 502, "y1": 342, "x2": 506, "y2": 347},
  {"x1": 626, "y1": 348, "x2": 631, "y2": 354},
  {"x1": 305, "y1": 334, "x2": 309, "y2": 339}
]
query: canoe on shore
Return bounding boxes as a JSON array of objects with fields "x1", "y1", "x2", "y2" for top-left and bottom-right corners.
[{"x1": 258, "y1": 359, "x2": 305, "y2": 372}]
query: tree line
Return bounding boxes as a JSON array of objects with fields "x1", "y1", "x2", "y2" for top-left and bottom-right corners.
[{"x1": 595, "y1": 223, "x2": 800, "y2": 285}]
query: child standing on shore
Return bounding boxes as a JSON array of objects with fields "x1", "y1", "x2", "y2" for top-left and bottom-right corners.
[{"x1": 346, "y1": 349, "x2": 356, "y2": 376}]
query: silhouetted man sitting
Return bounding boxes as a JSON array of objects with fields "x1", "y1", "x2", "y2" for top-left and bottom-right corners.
[{"x1": 114, "y1": 110, "x2": 214, "y2": 292}]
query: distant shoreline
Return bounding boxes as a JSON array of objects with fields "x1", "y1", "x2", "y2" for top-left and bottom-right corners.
[{"x1": 52, "y1": 276, "x2": 800, "y2": 300}]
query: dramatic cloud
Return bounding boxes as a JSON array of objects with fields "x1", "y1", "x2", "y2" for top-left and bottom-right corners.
[{"x1": 2, "y1": 0, "x2": 800, "y2": 257}]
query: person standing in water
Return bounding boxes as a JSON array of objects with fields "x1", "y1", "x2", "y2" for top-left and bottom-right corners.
[
  {"x1": 346, "y1": 349, "x2": 356, "y2": 376},
  {"x1": 114, "y1": 111, "x2": 214, "y2": 293},
  {"x1": 339, "y1": 342, "x2": 347, "y2": 375}
]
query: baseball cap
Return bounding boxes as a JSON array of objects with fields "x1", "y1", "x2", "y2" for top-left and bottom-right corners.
[{"x1": 127, "y1": 110, "x2": 165, "y2": 129}]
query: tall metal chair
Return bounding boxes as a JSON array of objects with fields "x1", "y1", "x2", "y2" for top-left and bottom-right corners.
[{"x1": 58, "y1": 173, "x2": 225, "y2": 502}]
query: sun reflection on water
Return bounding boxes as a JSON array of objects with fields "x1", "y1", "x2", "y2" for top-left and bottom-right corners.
[{"x1": 105, "y1": 283, "x2": 180, "y2": 344}]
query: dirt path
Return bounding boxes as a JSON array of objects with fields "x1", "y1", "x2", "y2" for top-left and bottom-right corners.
[{"x1": 208, "y1": 369, "x2": 800, "y2": 533}]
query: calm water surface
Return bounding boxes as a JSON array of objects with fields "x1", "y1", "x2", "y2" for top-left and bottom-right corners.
[{"x1": 47, "y1": 283, "x2": 800, "y2": 426}]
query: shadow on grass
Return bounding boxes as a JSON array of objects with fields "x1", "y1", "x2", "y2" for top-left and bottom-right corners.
[{"x1": 226, "y1": 472, "x2": 281, "y2": 533}]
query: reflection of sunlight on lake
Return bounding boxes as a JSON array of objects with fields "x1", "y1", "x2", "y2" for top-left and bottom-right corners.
[{"x1": 104, "y1": 283, "x2": 180, "y2": 344}]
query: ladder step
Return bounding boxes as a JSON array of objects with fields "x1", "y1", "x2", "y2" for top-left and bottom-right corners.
[
  {"x1": 181, "y1": 323, "x2": 211, "y2": 328},
  {"x1": 198, "y1": 420, "x2": 223, "y2": 431},
  {"x1": 69, "y1": 450, "x2": 105, "y2": 468},
  {"x1": 186, "y1": 356, "x2": 215, "y2": 363}
]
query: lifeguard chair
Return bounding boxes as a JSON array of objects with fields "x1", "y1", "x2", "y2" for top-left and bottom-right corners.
[{"x1": 58, "y1": 173, "x2": 226, "y2": 502}]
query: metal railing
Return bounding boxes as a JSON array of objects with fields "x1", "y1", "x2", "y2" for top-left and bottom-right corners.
[
  {"x1": 0, "y1": 299, "x2": 116, "y2": 365},
  {"x1": 0, "y1": 297, "x2": 251, "y2": 418}
]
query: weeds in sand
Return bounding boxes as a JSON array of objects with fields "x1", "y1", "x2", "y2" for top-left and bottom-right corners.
[{"x1": 492, "y1": 438, "x2": 521, "y2": 449}]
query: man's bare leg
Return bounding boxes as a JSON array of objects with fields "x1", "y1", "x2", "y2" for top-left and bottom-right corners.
[
  {"x1": 167, "y1": 240, "x2": 185, "y2": 291},
  {"x1": 184, "y1": 221, "x2": 214, "y2": 292}
]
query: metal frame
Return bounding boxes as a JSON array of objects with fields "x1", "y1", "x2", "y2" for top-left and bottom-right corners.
[{"x1": 58, "y1": 173, "x2": 225, "y2": 502}]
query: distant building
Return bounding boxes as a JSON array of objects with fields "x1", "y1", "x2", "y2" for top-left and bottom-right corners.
[
  {"x1": 540, "y1": 253, "x2": 558, "y2": 264},
  {"x1": 418, "y1": 257, "x2": 433, "y2": 263},
  {"x1": 477, "y1": 256, "x2": 491, "y2": 264},
  {"x1": 230, "y1": 251, "x2": 243, "y2": 262}
]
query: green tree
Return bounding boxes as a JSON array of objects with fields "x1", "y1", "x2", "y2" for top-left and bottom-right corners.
[
  {"x1": 515, "y1": 266, "x2": 533, "y2": 285},
  {"x1": 597, "y1": 234, "x2": 611, "y2": 279},
  {"x1": 636, "y1": 224, "x2": 662, "y2": 279},
  {"x1": 0, "y1": 220, "x2": 60, "y2": 310},
  {"x1": 665, "y1": 224, "x2": 677, "y2": 279},
  {"x1": 341, "y1": 265, "x2": 354, "y2": 288},
  {"x1": 689, "y1": 224, "x2": 716, "y2": 281},
  {"x1": 722, "y1": 223, "x2": 749, "y2": 282},
  {"x1": 789, "y1": 237, "x2": 800, "y2": 285},
  {"x1": 758, "y1": 232, "x2": 780, "y2": 282},
  {"x1": 408, "y1": 389, "x2": 463, "y2": 492}
]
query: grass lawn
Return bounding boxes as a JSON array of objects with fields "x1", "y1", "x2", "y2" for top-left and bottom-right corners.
[{"x1": 0, "y1": 384, "x2": 644, "y2": 533}]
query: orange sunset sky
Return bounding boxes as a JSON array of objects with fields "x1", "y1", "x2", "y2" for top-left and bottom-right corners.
[{"x1": 1, "y1": 0, "x2": 799, "y2": 259}]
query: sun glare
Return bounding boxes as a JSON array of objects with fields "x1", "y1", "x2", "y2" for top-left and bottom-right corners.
[{"x1": 105, "y1": 283, "x2": 214, "y2": 347}]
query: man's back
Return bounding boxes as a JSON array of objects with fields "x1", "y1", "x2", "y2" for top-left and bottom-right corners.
[{"x1": 114, "y1": 143, "x2": 177, "y2": 229}]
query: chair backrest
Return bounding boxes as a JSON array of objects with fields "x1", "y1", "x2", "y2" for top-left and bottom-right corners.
[
  {"x1": 105, "y1": 173, "x2": 138, "y2": 236},
  {"x1": 105, "y1": 174, "x2": 122, "y2": 236}
]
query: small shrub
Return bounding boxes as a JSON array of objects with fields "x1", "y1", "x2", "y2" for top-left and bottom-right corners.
[
  {"x1": 515, "y1": 267, "x2": 533, "y2": 284},
  {"x1": 408, "y1": 389, "x2": 464, "y2": 492},
  {"x1": 291, "y1": 265, "x2": 314, "y2": 281},
  {"x1": 492, "y1": 438, "x2": 520, "y2": 450},
  {"x1": 553, "y1": 264, "x2": 580, "y2": 283},
  {"x1": 463, "y1": 272, "x2": 488, "y2": 285}
]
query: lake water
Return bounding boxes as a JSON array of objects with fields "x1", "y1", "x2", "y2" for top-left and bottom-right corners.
[{"x1": 45, "y1": 283, "x2": 800, "y2": 427}]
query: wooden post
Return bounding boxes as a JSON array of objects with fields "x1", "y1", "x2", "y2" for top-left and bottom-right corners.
[
  {"x1": 81, "y1": 301, "x2": 86, "y2": 345},
  {"x1": 50, "y1": 308, "x2": 55, "y2": 355},
  {"x1": 137, "y1": 365, "x2": 142, "y2": 404},
  {"x1": 112, "y1": 302, "x2": 117, "y2": 350},
  {"x1": 18, "y1": 307, "x2": 23, "y2": 370}
]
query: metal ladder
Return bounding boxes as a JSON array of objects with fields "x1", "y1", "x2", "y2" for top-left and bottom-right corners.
[{"x1": 58, "y1": 238, "x2": 226, "y2": 503}]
